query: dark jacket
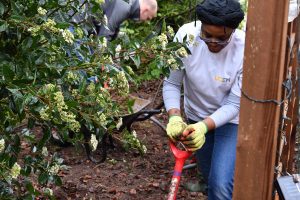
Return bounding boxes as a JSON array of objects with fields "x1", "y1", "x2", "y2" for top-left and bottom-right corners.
[{"x1": 70, "y1": 0, "x2": 140, "y2": 41}]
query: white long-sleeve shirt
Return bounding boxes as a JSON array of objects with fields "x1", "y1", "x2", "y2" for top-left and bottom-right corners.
[{"x1": 163, "y1": 21, "x2": 245, "y2": 127}]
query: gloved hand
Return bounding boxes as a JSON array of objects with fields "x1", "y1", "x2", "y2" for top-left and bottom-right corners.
[
  {"x1": 182, "y1": 121, "x2": 207, "y2": 151},
  {"x1": 166, "y1": 116, "x2": 187, "y2": 141}
]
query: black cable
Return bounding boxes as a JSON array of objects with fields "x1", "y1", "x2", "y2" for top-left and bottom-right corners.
[{"x1": 239, "y1": 78, "x2": 292, "y2": 106}]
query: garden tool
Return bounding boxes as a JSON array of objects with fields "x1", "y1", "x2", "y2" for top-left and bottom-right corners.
[{"x1": 167, "y1": 141, "x2": 192, "y2": 200}]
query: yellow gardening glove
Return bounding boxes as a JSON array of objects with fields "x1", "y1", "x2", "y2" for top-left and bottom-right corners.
[
  {"x1": 182, "y1": 121, "x2": 207, "y2": 151},
  {"x1": 166, "y1": 116, "x2": 187, "y2": 141}
]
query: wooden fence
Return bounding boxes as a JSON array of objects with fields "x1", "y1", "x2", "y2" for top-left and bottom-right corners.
[{"x1": 233, "y1": 0, "x2": 299, "y2": 199}]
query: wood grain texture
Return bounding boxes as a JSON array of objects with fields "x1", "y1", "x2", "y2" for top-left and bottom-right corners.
[{"x1": 233, "y1": 0, "x2": 290, "y2": 199}]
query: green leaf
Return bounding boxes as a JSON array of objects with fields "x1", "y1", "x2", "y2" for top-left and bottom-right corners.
[
  {"x1": 0, "y1": 2, "x2": 5, "y2": 16},
  {"x1": 37, "y1": 126, "x2": 51, "y2": 150},
  {"x1": 1, "y1": 64, "x2": 15, "y2": 81},
  {"x1": 58, "y1": 0, "x2": 68, "y2": 6},
  {"x1": 161, "y1": 18, "x2": 166, "y2": 33},
  {"x1": 53, "y1": 175, "x2": 62, "y2": 186},
  {"x1": 25, "y1": 182, "x2": 35, "y2": 194},
  {"x1": 35, "y1": 53, "x2": 45, "y2": 65},
  {"x1": 65, "y1": 100, "x2": 79, "y2": 108},
  {"x1": 38, "y1": 172, "x2": 49, "y2": 185},
  {"x1": 22, "y1": 37, "x2": 33, "y2": 50},
  {"x1": 150, "y1": 69, "x2": 161, "y2": 78},
  {"x1": 9, "y1": 156, "x2": 17, "y2": 168},
  {"x1": 56, "y1": 22, "x2": 70, "y2": 29},
  {"x1": 23, "y1": 194, "x2": 35, "y2": 200},
  {"x1": 22, "y1": 165, "x2": 32, "y2": 176},
  {"x1": 27, "y1": 118, "x2": 36, "y2": 129},
  {"x1": 127, "y1": 99, "x2": 135, "y2": 114},
  {"x1": 0, "y1": 21, "x2": 8, "y2": 32},
  {"x1": 130, "y1": 55, "x2": 141, "y2": 67}
]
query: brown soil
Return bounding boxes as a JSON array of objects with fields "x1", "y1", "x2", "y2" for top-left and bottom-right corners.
[{"x1": 49, "y1": 79, "x2": 207, "y2": 200}]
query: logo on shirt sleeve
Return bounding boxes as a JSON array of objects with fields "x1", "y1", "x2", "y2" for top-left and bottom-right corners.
[{"x1": 215, "y1": 76, "x2": 231, "y2": 83}]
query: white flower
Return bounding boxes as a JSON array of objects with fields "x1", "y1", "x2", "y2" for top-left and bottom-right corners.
[
  {"x1": 40, "y1": 106, "x2": 50, "y2": 120},
  {"x1": 61, "y1": 29, "x2": 74, "y2": 44},
  {"x1": 102, "y1": 37, "x2": 107, "y2": 49},
  {"x1": 161, "y1": 41, "x2": 167, "y2": 50},
  {"x1": 69, "y1": 121, "x2": 81, "y2": 132},
  {"x1": 111, "y1": 71, "x2": 129, "y2": 95},
  {"x1": 115, "y1": 44, "x2": 122, "y2": 53},
  {"x1": 0, "y1": 139, "x2": 5, "y2": 153},
  {"x1": 158, "y1": 33, "x2": 168, "y2": 49},
  {"x1": 193, "y1": 41, "x2": 199, "y2": 47},
  {"x1": 107, "y1": 56, "x2": 113, "y2": 64},
  {"x1": 158, "y1": 33, "x2": 168, "y2": 43},
  {"x1": 116, "y1": 117, "x2": 123, "y2": 130},
  {"x1": 86, "y1": 82, "x2": 95, "y2": 93},
  {"x1": 89, "y1": 134, "x2": 98, "y2": 152},
  {"x1": 44, "y1": 83, "x2": 55, "y2": 93},
  {"x1": 71, "y1": 89, "x2": 78, "y2": 96},
  {"x1": 37, "y1": 7, "x2": 47, "y2": 16},
  {"x1": 167, "y1": 26, "x2": 175, "y2": 37},
  {"x1": 11, "y1": 163, "x2": 21, "y2": 179},
  {"x1": 95, "y1": 0, "x2": 105, "y2": 5},
  {"x1": 28, "y1": 26, "x2": 40, "y2": 36},
  {"x1": 49, "y1": 164, "x2": 60, "y2": 175},
  {"x1": 43, "y1": 19, "x2": 59, "y2": 33},
  {"x1": 42, "y1": 147, "x2": 48, "y2": 157},
  {"x1": 66, "y1": 71, "x2": 79, "y2": 82},
  {"x1": 97, "y1": 112, "x2": 108, "y2": 126},
  {"x1": 54, "y1": 91, "x2": 67, "y2": 111},
  {"x1": 176, "y1": 47, "x2": 188, "y2": 58},
  {"x1": 132, "y1": 130, "x2": 137, "y2": 138},
  {"x1": 167, "y1": 57, "x2": 176, "y2": 65},
  {"x1": 142, "y1": 145, "x2": 147, "y2": 153},
  {"x1": 125, "y1": 66, "x2": 134, "y2": 75},
  {"x1": 188, "y1": 34, "x2": 195, "y2": 44},
  {"x1": 170, "y1": 63, "x2": 179, "y2": 70},
  {"x1": 103, "y1": 15, "x2": 108, "y2": 26},
  {"x1": 44, "y1": 188, "x2": 53, "y2": 196}
]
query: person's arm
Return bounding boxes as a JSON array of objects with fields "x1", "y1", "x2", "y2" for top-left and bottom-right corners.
[
  {"x1": 208, "y1": 67, "x2": 243, "y2": 128},
  {"x1": 208, "y1": 93, "x2": 240, "y2": 128},
  {"x1": 182, "y1": 69, "x2": 242, "y2": 151},
  {"x1": 163, "y1": 69, "x2": 187, "y2": 141}
]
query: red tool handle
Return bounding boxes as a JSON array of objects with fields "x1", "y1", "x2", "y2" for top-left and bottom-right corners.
[
  {"x1": 167, "y1": 141, "x2": 192, "y2": 200},
  {"x1": 167, "y1": 158, "x2": 186, "y2": 200}
]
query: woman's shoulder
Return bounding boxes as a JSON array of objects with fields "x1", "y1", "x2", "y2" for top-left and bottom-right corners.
[{"x1": 174, "y1": 21, "x2": 202, "y2": 42}]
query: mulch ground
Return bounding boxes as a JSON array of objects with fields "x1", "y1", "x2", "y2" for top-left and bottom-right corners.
[{"x1": 49, "y1": 79, "x2": 207, "y2": 199}]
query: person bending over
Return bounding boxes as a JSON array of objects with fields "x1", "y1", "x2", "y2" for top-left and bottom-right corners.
[
  {"x1": 163, "y1": 0, "x2": 244, "y2": 199},
  {"x1": 71, "y1": 0, "x2": 158, "y2": 41}
]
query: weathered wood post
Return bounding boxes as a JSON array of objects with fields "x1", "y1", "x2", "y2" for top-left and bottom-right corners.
[{"x1": 233, "y1": 0, "x2": 290, "y2": 199}]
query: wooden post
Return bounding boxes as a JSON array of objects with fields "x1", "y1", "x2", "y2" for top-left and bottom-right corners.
[
  {"x1": 233, "y1": 0, "x2": 289, "y2": 200},
  {"x1": 280, "y1": 19, "x2": 299, "y2": 173}
]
